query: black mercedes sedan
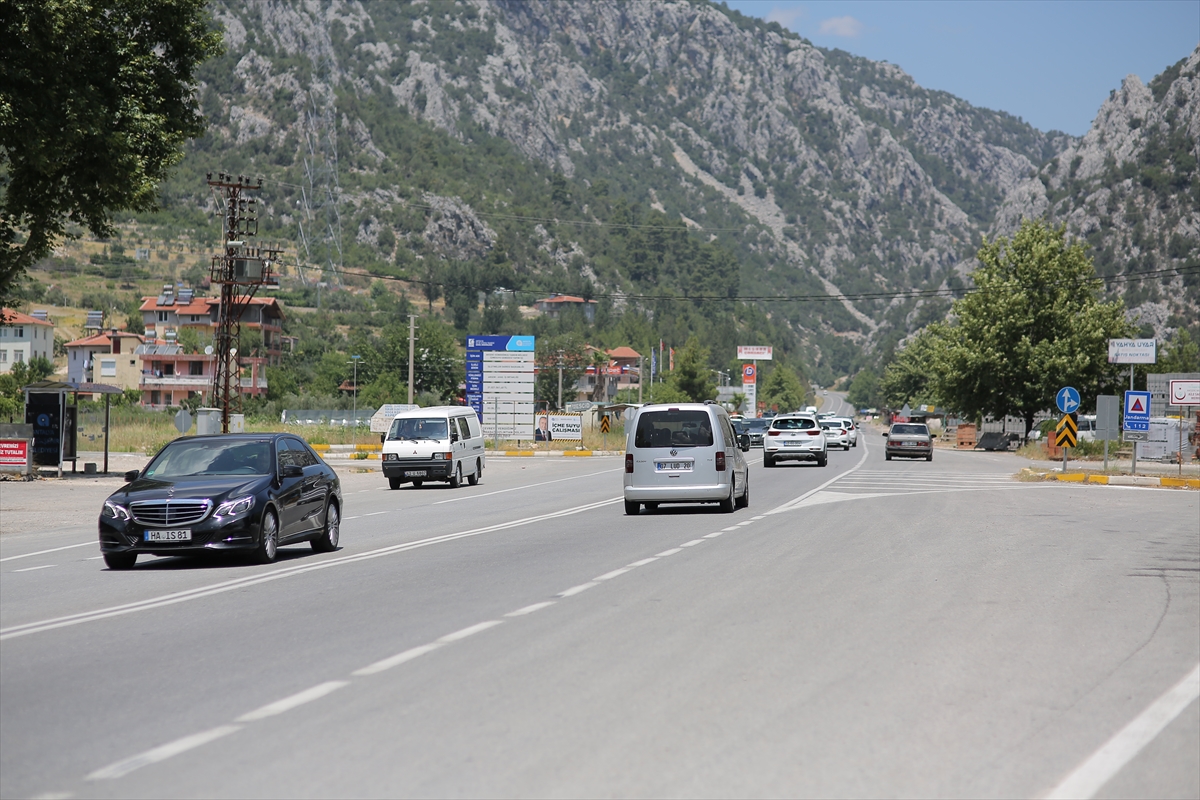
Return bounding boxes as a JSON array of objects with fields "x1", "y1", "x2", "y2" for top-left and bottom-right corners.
[{"x1": 99, "y1": 433, "x2": 342, "y2": 570}]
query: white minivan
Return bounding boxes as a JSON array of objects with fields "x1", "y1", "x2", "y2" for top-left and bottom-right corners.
[
  {"x1": 381, "y1": 406, "x2": 485, "y2": 490},
  {"x1": 623, "y1": 402, "x2": 751, "y2": 515}
]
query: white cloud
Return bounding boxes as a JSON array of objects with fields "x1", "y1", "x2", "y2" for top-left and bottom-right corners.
[
  {"x1": 765, "y1": 6, "x2": 805, "y2": 31},
  {"x1": 818, "y1": 15, "x2": 863, "y2": 37}
]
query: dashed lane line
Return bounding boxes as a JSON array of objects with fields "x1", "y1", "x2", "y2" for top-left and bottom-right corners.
[
  {"x1": 505, "y1": 601, "x2": 556, "y2": 617},
  {"x1": 594, "y1": 567, "x2": 631, "y2": 581},
  {"x1": 680, "y1": 539, "x2": 705, "y2": 547},
  {"x1": 87, "y1": 725, "x2": 243, "y2": 781},
  {"x1": 558, "y1": 582, "x2": 598, "y2": 598},
  {"x1": 432, "y1": 468, "x2": 622, "y2": 505},
  {"x1": 236, "y1": 681, "x2": 349, "y2": 723},
  {"x1": 12, "y1": 564, "x2": 57, "y2": 573},
  {"x1": 655, "y1": 548, "x2": 683, "y2": 557}
]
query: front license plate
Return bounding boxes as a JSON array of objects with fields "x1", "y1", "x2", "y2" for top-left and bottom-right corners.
[
  {"x1": 145, "y1": 529, "x2": 191, "y2": 542},
  {"x1": 404, "y1": 470, "x2": 427, "y2": 477},
  {"x1": 656, "y1": 461, "x2": 693, "y2": 472}
]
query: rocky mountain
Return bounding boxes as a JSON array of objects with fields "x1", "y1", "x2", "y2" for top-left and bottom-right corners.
[
  {"x1": 993, "y1": 49, "x2": 1200, "y2": 340},
  {"x1": 140, "y1": 0, "x2": 1195, "y2": 376}
]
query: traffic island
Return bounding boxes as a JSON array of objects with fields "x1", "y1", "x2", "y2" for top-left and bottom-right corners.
[{"x1": 1018, "y1": 468, "x2": 1200, "y2": 489}]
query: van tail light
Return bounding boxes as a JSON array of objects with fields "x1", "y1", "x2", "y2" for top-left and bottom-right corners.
[
  {"x1": 767, "y1": 430, "x2": 781, "y2": 436},
  {"x1": 625, "y1": 453, "x2": 634, "y2": 473},
  {"x1": 715, "y1": 452, "x2": 726, "y2": 471}
]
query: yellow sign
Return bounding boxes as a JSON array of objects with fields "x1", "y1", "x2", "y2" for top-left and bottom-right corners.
[
  {"x1": 1055, "y1": 413, "x2": 1078, "y2": 447},
  {"x1": 599, "y1": 415, "x2": 611, "y2": 434}
]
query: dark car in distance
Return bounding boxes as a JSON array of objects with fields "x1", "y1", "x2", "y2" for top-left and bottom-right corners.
[{"x1": 99, "y1": 434, "x2": 342, "y2": 570}]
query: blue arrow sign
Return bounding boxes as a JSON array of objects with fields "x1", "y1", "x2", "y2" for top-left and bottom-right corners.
[{"x1": 1056, "y1": 386, "x2": 1080, "y2": 414}]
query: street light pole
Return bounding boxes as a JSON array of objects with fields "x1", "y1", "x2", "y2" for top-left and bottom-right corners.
[{"x1": 407, "y1": 315, "x2": 416, "y2": 405}]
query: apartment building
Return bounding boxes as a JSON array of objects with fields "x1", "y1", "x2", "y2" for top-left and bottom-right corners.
[
  {"x1": 139, "y1": 286, "x2": 285, "y2": 365},
  {"x1": 0, "y1": 308, "x2": 54, "y2": 372},
  {"x1": 64, "y1": 330, "x2": 145, "y2": 389}
]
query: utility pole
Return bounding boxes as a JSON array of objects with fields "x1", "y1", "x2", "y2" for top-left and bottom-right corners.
[
  {"x1": 638, "y1": 355, "x2": 643, "y2": 403},
  {"x1": 206, "y1": 172, "x2": 280, "y2": 433},
  {"x1": 557, "y1": 349, "x2": 564, "y2": 410},
  {"x1": 349, "y1": 354, "x2": 361, "y2": 443},
  {"x1": 407, "y1": 315, "x2": 416, "y2": 405}
]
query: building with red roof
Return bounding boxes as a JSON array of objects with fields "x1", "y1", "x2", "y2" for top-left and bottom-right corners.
[
  {"x1": 139, "y1": 285, "x2": 285, "y2": 365},
  {"x1": 534, "y1": 294, "x2": 597, "y2": 323},
  {"x1": 64, "y1": 330, "x2": 145, "y2": 389},
  {"x1": 0, "y1": 308, "x2": 55, "y2": 373}
]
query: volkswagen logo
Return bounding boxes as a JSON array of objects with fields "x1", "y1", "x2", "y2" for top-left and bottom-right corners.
[{"x1": 670, "y1": 449, "x2": 678, "y2": 456}]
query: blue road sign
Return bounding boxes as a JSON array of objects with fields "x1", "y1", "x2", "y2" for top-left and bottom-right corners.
[
  {"x1": 1056, "y1": 386, "x2": 1081, "y2": 413},
  {"x1": 1123, "y1": 390, "x2": 1151, "y2": 431}
]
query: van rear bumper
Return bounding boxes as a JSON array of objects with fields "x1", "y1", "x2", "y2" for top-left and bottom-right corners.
[{"x1": 623, "y1": 482, "x2": 731, "y2": 503}]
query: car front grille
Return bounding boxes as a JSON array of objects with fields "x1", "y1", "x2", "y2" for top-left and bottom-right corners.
[{"x1": 130, "y1": 499, "x2": 212, "y2": 527}]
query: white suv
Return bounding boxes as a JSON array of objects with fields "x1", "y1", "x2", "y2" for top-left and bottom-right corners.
[{"x1": 763, "y1": 413, "x2": 827, "y2": 467}]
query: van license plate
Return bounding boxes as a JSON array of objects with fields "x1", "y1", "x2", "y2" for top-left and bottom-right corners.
[
  {"x1": 145, "y1": 529, "x2": 191, "y2": 542},
  {"x1": 656, "y1": 461, "x2": 692, "y2": 472},
  {"x1": 405, "y1": 470, "x2": 427, "y2": 477}
]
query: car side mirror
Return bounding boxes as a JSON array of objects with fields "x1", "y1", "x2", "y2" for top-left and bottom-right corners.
[
  {"x1": 281, "y1": 464, "x2": 303, "y2": 478},
  {"x1": 124, "y1": 469, "x2": 139, "y2": 482},
  {"x1": 451, "y1": 432, "x2": 460, "y2": 443},
  {"x1": 738, "y1": 433, "x2": 751, "y2": 451}
]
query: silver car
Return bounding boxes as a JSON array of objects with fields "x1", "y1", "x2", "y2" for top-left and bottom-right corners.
[
  {"x1": 884, "y1": 422, "x2": 933, "y2": 461},
  {"x1": 624, "y1": 403, "x2": 751, "y2": 514}
]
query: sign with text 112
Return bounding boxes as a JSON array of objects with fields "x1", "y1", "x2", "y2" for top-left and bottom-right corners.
[
  {"x1": 737, "y1": 345, "x2": 772, "y2": 360},
  {"x1": 1107, "y1": 338, "x2": 1156, "y2": 364}
]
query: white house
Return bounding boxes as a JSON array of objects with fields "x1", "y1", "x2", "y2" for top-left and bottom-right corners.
[{"x1": 0, "y1": 308, "x2": 54, "y2": 373}]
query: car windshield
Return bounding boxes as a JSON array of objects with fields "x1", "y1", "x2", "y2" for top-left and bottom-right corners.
[
  {"x1": 772, "y1": 417, "x2": 816, "y2": 430},
  {"x1": 745, "y1": 419, "x2": 769, "y2": 431},
  {"x1": 388, "y1": 418, "x2": 449, "y2": 441},
  {"x1": 891, "y1": 424, "x2": 929, "y2": 436},
  {"x1": 144, "y1": 439, "x2": 273, "y2": 478},
  {"x1": 634, "y1": 410, "x2": 714, "y2": 448},
  {"x1": 820, "y1": 422, "x2": 845, "y2": 430}
]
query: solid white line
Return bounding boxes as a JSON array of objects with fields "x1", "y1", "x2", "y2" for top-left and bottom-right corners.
[
  {"x1": 655, "y1": 548, "x2": 682, "y2": 557},
  {"x1": 86, "y1": 725, "x2": 242, "y2": 780},
  {"x1": 0, "y1": 541, "x2": 93, "y2": 563},
  {"x1": 1, "y1": 495, "x2": 623, "y2": 642},
  {"x1": 680, "y1": 539, "x2": 705, "y2": 547},
  {"x1": 558, "y1": 582, "x2": 598, "y2": 597},
  {"x1": 12, "y1": 564, "x2": 56, "y2": 572},
  {"x1": 505, "y1": 601, "x2": 556, "y2": 617},
  {"x1": 1043, "y1": 663, "x2": 1200, "y2": 800},
  {"x1": 627, "y1": 557, "x2": 658, "y2": 567},
  {"x1": 768, "y1": 437, "x2": 872, "y2": 515},
  {"x1": 352, "y1": 643, "x2": 442, "y2": 676},
  {"x1": 236, "y1": 681, "x2": 349, "y2": 722},
  {"x1": 703, "y1": 531, "x2": 724, "y2": 538},
  {"x1": 432, "y1": 468, "x2": 621, "y2": 504},
  {"x1": 439, "y1": 620, "x2": 504, "y2": 642},
  {"x1": 594, "y1": 568, "x2": 631, "y2": 581}
]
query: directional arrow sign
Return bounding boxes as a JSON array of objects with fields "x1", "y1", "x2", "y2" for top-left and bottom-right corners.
[{"x1": 1056, "y1": 386, "x2": 1080, "y2": 414}]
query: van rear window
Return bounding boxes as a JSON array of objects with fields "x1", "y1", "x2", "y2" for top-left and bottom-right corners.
[{"x1": 634, "y1": 410, "x2": 714, "y2": 448}]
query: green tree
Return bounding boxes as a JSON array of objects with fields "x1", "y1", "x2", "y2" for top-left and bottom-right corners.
[
  {"x1": 0, "y1": 0, "x2": 223, "y2": 301},
  {"x1": 846, "y1": 367, "x2": 880, "y2": 409},
  {"x1": 932, "y1": 219, "x2": 1132, "y2": 438},
  {"x1": 880, "y1": 330, "x2": 942, "y2": 408},
  {"x1": 1157, "y1": 329, "x2": 1200, "y2": 373},
  {"x1": 760, "y1": 363, "x2": 806, "y2": 412},
  {"x1": 672, "y1": 336, "x2": 716, "y2": 402}
]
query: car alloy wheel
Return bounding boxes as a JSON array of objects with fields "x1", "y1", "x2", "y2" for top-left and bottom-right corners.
[
  {"x1": 312, "y1": 502, "x2": 339, "y2": 552},
  {"x1": 255, "y1": 510, "x2": 279, "y2": 564}
]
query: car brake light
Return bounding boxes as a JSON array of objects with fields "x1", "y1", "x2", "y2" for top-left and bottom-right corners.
[
  {"x1": 715, "y1": 452, "x2": 726, "y2": 471},
  {"x1": 918, "y1": 441, "x2": 930, "y2": 447},
  {"x1": 807, "y1": 430, "x2": 821, "y2": 436},
  {"x1": 625, "y1": 453, "x2": 634, "y2": 473},
  {"x1": 768, "y1": 430, "x2": 781, "y2": 436}
]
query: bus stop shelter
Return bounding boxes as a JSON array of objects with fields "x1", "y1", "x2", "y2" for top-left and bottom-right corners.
[{"x1": 23, "y1": 380, "x2": 124, "y2": 476}]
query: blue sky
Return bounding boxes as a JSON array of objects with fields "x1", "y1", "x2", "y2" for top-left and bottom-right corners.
[{"x1": 723, "y1": 0, "x2": 1199, "y2": 135}]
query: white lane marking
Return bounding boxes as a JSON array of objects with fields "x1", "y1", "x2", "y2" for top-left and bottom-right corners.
[
  {"x1": 438, "y1": 620, "x2": 503, "y2": 643},
  {"x1": 0, "y1": 541, "x2": 93, "y2": 563},
  {"x1": 1, "y1": 495, "x2": 623, "y2": 642},
  {"x1": 432, "y1": 467, "x2": 621, "y2": 505},
  {"x1": 558, "y1": 582, "x2": 598, "y2": 598},
  {"x1": 86, "y1": 556, "x2": 104, "y2": 560},
  {"x1": 655, "y1": 548, "x2": 682, "y2": 557},
  {"x1": 735, "y1": 521, "x2": 754, "y2": 526},
  {"x1": 768, "y1": 437, "x2": 871, "y2": 515},
  {"x1": 236, "y1": 681, "x2": 349, "y2": 723},
  {"x1": 505, "y1": 601, "x2": 556, "y2": 617},
  {"x1": 1043, "y1": 663, "x2": 1200, "y2": 800},
  {"x1": 750, "y1": 515, "x2": 765, "y2": 520},
  {"x1": 86, "y1": 724, "x2": 242, "y2": 781},
  {"x1": 352, "y1": 643, "x2": 442, "y2": 676},
  {"x1": 680, "y1": 539, "x2": 705, "y2": 547},
  {"x1": 628, "y1": 557, "x2": 658, "y2": 567},
  {"x1": 12, "y1": 564, "x2": 56, "y2": 572},
  {"x1": 721, "y1": 526, "x2": 740, "y2": 531},
  {"x1": 703, "y1": 532, "x2": 724, "y2": 539},
  {"x1": 594, "y1": 568, "x2": 631, "y2": 581},
  {"x1": 344, "y1": 516, "x2": 361, "y2": 520},
  {"x1": 363, "y1": 511, "x2": 388, "y2": 517}
]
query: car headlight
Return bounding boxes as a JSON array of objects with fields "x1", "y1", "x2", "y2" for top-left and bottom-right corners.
[
  {"x1": 102, "y1": 501, "x2": 131, "y2": 522},
  {"x1": 214, "y1": 495, "x2": 255, "y2": 519}
]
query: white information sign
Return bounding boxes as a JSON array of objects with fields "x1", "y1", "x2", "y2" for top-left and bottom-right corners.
[
  {"x1": 1169, "y1": 379, "x2": 1200, "y2": 405},
  {"x1": 467, "y1": 335, "x2": 536, "y2": 439},
  {"x1": 737, "y1": 345, "x2": 773, "y2": 360},
  {"x1": 1107, "y1": 339, "x2": 1157, "y2": 364}
]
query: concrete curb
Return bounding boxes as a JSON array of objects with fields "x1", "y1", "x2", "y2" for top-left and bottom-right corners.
[{"x1": 1021, "y1": 468, "x2": 1199, "y2": 489}]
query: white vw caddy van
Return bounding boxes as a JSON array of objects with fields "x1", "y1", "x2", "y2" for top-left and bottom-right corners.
[
  {"x1": 623, "y1": 402, "x2": 751, "y2": 515},
  {"x1": 382, "y1": 406, "x2": 485, "y2": 490}
]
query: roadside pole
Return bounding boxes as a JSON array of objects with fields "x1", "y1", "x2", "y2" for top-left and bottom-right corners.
[
  {"x1": 1131, "y1": 365, "x2": 1137, "y2": 476},
  {"x1": 407, "y1": 315, "x2": 416, "y2": 405}
]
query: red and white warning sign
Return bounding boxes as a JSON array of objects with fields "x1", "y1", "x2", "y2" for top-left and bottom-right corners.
[{"x1": 1126, "y1": 394, "x2": 1146, "y2": 414}]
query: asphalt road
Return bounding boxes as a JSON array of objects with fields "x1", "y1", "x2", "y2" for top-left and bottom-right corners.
[{"x1": 2, "y1": 395, "x2": 1197, "y2": 799}]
